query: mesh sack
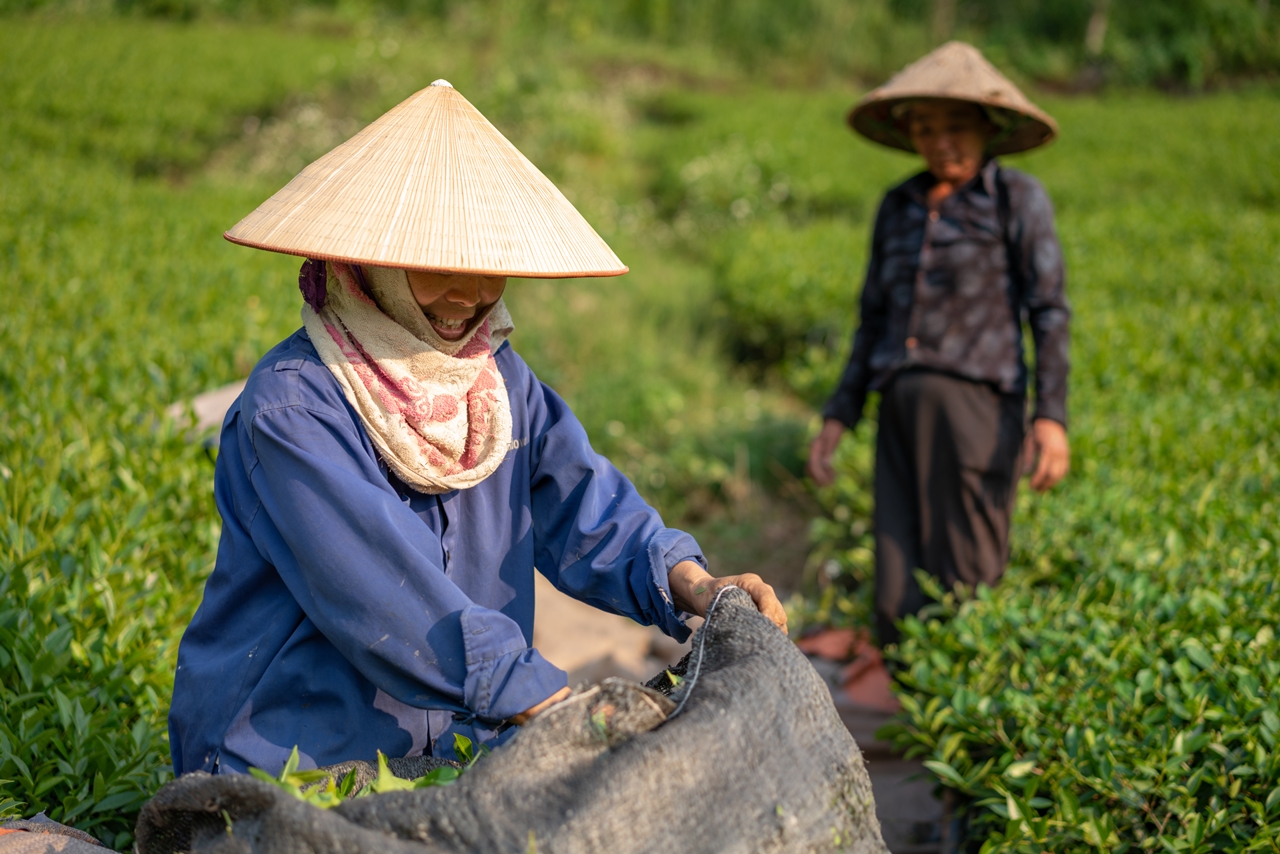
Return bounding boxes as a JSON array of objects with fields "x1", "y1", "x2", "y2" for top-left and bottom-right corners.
[{"x1": 136, "y1": 587, "x2": 890, "y2": 854}]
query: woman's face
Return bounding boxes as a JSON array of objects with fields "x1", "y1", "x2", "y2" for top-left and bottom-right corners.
[
  {"x1": 907, "y1": 100, "x2": 993, "y2": 186},
  {"x1": 405, "y1": 270, "x2": 507, "y2": 342}
]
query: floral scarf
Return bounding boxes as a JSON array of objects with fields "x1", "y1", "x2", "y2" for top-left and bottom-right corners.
[{"x1": 299, "y1": 259, "x2": 514, "y2": 494}]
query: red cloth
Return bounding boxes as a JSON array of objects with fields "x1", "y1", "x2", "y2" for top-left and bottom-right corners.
[{"x1": 797, "y1": 628, "x2": 901, "y2": 714}]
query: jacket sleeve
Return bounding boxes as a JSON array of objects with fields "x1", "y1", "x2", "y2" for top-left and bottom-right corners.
[
  {"x1": 822, "y1": 198, "x2": 891, "y2": 429},
  {"x1": 521, "y1": 370, "x2": 701, "y2": 643},
  {"x1": 245, "y1": 400, "x2": 566, "y2": 724},
  {"x1": 1009, "y1": 175, "x2": 1071, "y2": 427}
]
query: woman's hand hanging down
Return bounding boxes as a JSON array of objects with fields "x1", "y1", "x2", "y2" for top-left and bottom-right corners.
[
  {"x1": 806, "y1": 418, "x2": 847, "y2": 488},
  {"x1": 1023, "y1": 418, "x2": 1070, "y2": 491},
  {"x1": 667, "y1": 560, "x2": 788, "y2": 634}
]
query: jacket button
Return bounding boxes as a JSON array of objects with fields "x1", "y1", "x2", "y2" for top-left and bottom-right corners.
[{"x1": 906, "y1": 337, "x2": 919, "y2": 349}]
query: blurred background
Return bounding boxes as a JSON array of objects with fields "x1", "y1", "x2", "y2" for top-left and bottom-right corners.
[{"x1": 1, "y1": 0, "x2": 1278, "y2": 850}]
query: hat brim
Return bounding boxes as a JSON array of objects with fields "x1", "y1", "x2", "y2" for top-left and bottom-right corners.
[
  {"x1": 848, "y1": 94, "x2": 1058, "y2": 156},
  {"x1": 223, "y1": 82, "x2": 629, "y2": 279},
  {"x1": 222, "y1": 233, "x2": 629, "y2": 279}
]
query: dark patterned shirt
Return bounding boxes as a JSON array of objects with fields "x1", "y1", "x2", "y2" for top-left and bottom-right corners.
[{"x1": 823, "y1": 158, "x2": 1070, "y2": 429}]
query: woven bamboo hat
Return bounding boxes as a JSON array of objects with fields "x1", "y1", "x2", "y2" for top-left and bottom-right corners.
[
  {"x1": 848, "y1": 41, "x2": 1057, "y2": 156},
  {"x1": 224, "y1": 80, "x2": 626, "y2": 277}
]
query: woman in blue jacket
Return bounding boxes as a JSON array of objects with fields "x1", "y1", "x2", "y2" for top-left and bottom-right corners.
[{"x1": 169, "y1": 81, "x2": 785, "y2": 776}]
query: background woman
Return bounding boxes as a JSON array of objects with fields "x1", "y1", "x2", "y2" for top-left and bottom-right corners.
[{"x1": 807, "y1": 43, "x2": 1071, "y2": 646}]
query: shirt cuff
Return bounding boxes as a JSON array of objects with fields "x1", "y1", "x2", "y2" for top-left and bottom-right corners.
[
  {"x1": 1032, "y1": 398, "x2": 1068, "y2": 430},
  {"x1": 460, "y1": 605, "x2": 568, "y2": 722},
  {"x1": 640, "y1": 529, "x2": 703, "y2": 643},
  {"x1": 821, "y1": 389, "x2": 866, "y2": 429}
]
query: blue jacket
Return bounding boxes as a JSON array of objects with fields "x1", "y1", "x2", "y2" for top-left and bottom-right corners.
[{"x1": 169, "y1": 329, "x2": 701, "y2": 775}]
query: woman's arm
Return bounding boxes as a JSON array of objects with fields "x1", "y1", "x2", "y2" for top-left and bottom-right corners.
[
  {"x1": 519, "y1": 376, "x2": 786, "y2": 635},
  {"x1": 1007, "y1": 173, "x2": 1071, "y2": 490},
  {"x1": 521, "y1": 373, "x2": 704, "y2": 641},
  {"x1": 810, "y1": 198, "x2": 893, "y2": 485},
  {"x1": 1010, "y1": 176, "x2": 1070, "y2": 429}
]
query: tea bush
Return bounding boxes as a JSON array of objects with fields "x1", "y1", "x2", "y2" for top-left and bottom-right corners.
[
  {"x1": 709, "y1": 221, "x2": 860, "y2": 369},
  {"x1": 882, "y1": 526, "x2": 1280, "y2": 851},
  {"x1": 878, "y1": 375, "x2": 1280, "y2": 852}
]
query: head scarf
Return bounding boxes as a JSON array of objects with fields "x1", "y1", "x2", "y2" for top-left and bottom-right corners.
[{"x1": 298, "y1": 259, "x2": 515, "y2": 494}]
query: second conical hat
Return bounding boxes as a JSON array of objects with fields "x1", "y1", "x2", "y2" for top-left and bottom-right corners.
[
  {"x1": 224, "y1": 81, "x2": 627, "y2": 278},
  {"x1": 849, "y1": 41, "x2": 1057, "y2": 156}
]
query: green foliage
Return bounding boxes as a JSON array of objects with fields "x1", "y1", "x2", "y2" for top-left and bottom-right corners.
[
  {"x1": 452, "y1": 732, "x2": 488, "y2": 768},
  {"x1": 1093, "y1": 0, "x2": 1279, "y2": 87},
  {"x1": 709, "y1": 220, "x2": 860, "y2": 401},
  {"x1": 0, "y1": 22, "x2": 357, "y2": 177},
  {"x1": 784, "y1": 411, "x2": 878, "y2": 631},
  {"x1": 0, "y1": 785, "x2": 24, "y2": 819},
  {"x1": 247, "y1": 744, "x2": 464, "y2": 810},
  {"x1": 880, "y1": 535, "x2": 1279, "y2": 852},
  {"x1": 9, "y1": 0, "x2": 1280, "y2": 86},
  {"x1": 248, "y1": 747, "x2": 361, "y2": 808},
  {"x1": 924, "y1": 0, "x2": 1280, "y2": 87}
]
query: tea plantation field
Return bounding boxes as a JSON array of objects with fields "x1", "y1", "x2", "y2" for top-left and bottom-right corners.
[
  {"x1": 628, "y1": 77, "x2": 1280, "y2": 851},
  {"x1": 2, "y1": 14, "x2": 1278, "y2": 852}
]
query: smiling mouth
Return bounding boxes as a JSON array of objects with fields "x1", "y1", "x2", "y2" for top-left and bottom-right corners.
[{"x1": 426, "y1": 313, "x2": 471, "y2": 340}]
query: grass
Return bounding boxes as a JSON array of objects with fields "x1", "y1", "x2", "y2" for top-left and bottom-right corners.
[{"x1": 1, "y1": 10, "x2": 1278, "y2": 850}]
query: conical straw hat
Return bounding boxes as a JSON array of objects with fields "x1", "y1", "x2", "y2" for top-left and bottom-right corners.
[
  {"x1": 849, "y1": 41, "x2": 1057, "y2": 156},
  {"x1": 224, "y1": 80, "x2": 627, "y2": 278}
]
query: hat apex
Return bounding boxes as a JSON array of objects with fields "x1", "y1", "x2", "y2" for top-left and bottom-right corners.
[
  {"x1": 224, "y1": 83, "x2": 627, "y2": 278},
  {"x1": 848, "y1": 41, "x2": 1058, "y2": 156}
]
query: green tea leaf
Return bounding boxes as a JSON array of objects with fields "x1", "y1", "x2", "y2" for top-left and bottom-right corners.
[
  {"x1": 282, "y1": 746, "x2": 300, "y2": 778},
  {"x1": 369, "y1": 751, "x2": 415, "y2": 793},
  {"x1": 1004, "y1": 760, "x2": 1036, "y2": 780},
  {"x1": 923, "y1": 760, "x2": 968, "y2": 790},
  {"x1": 453, "y1": 734, "x2": 475, "y2": 766}
]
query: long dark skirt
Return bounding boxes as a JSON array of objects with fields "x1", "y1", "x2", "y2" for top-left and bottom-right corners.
[{"x1": 873, "y1": 369, "x2": 1025, "y2": 646}]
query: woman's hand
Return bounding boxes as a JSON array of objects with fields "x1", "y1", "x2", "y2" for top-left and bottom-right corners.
[
  {"x1": 668, "y1": 560, "x2": 788, "y2": 633},
  {"x1": 1024, "y1": 418, "x2": 1070, "y2": 492},
  {"x1": 806, "y1": 418, "x2": 847, "y2": 487},
  {"x1": 510, "y1": 685, "x2": 572, "y2": 726}
]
